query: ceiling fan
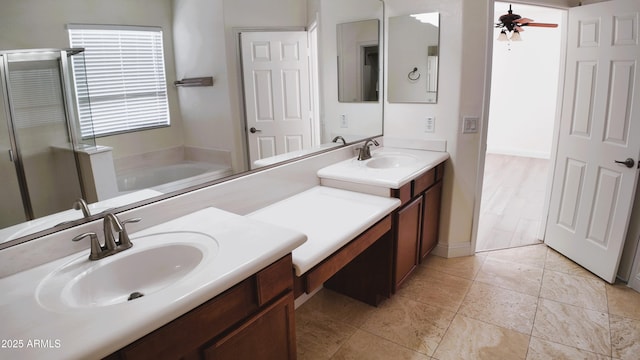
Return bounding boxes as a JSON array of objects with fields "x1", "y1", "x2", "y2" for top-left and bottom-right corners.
[{"x1": 496, "y1": 4, "x2": 558, "y2": 41}]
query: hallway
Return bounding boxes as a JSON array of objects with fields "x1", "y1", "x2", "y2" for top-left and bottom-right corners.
[{"x1": 476, "y1": 154, "x2": 549, "y2": 251}]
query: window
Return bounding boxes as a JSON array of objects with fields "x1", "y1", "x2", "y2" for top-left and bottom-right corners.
[{"x1": 68, "y1": 25, "x2": 170, "y2": 138}]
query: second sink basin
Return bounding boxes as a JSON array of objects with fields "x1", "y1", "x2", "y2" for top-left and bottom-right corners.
[
  {"x1": 36, "y1": 231, "x2": 218, "y2": 312},
  {"x1": 366, "y1": 153, "x2": 419, "y2": 169}
]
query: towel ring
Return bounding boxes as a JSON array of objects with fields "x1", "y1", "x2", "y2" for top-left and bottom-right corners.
[{"x1": 408, "y1": 67, "x2": 420, "y2": 81}]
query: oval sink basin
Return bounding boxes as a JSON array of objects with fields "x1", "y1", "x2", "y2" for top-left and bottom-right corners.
[
  {"x1": 366, "y1": 154, "x2": 418, "y2": 169},
  {"x1": 36, "y1": 231, "x2": 218, "y2": 311}
]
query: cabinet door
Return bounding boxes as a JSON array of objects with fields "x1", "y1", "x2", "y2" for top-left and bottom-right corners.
[
  {"x1": 420, "y1": 181, "x2": 442, "y2": 261},
  {"x1": 203, "y1": 293, "x2": 296, "y2": 360},
  {"x1": 394, "y1": 196, "x2": 423, "y2": 290}
]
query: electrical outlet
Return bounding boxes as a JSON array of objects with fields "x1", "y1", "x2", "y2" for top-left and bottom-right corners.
[
  {"x1": 340, "y1": 114, "x2": 348, "y2": 128},
  {"x1": 425, "y1": 116, "x2": 435, "y2": 133},
  {"x1": 462, "y1": 116, "x2": 479, "y2": 134}
]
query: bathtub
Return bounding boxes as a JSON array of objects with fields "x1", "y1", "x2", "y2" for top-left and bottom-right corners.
[{"x1": 117, "y1": 162, "x2": 233, "y2": 193}]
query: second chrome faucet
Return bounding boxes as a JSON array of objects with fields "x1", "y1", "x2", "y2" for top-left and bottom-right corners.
[
  {"x1": 73, "y1": 213, "x2": 141, "y2": 260},
  {"x1": 357, "y1": 139, "x2": 380, "y2": 161}
]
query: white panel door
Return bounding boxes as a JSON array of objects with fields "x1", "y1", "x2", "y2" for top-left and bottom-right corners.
[
  {"x1": 546, "y1": 0, "x2": 640, "y2": 283},
  {"x1": 241, "y1": 31, "x2": 311, "y2": 167}
]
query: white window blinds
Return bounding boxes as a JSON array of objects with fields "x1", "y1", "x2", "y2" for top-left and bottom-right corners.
[{"x1": 68, "y1": 25, "x2": 170, "y2": 138}]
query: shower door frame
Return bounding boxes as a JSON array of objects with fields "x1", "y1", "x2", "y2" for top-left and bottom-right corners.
[
  {"x1": 0, "y1": 53, "x2": 32, "y2": 220},
  {"x1": 0, "y1": 49, "x2": 86, "y2": 221}
]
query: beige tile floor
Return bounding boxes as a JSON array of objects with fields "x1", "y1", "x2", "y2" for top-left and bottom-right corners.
[{"x1": 295, "y1": 244, "x2": 640, "y2": 359}]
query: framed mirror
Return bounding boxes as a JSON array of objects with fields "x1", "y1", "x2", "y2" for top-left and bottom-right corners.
[
  {"x1": 336, "y1": 19, "x2": 380, "y2": 103},
  {"x1": 388, "y1": 12, "x2": 440, "y2": 103},
  {"x1": 0, "y1": 0, "x2": 384, "y2": 248}
]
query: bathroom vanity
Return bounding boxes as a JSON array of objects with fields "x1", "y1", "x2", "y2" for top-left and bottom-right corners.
[
  {"x1": 0, "y1": 143, "x2": 448, "y2": 360},
  {"x1": 317, "y1": 147, "x2": 448, "y2": 291},
  {"x1": 0, "y1": 208, "x2": 306, "y2": 360}
]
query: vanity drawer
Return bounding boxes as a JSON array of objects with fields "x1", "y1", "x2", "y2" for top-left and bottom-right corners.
[
  {"x1": 391, "y1": 183, "x2": 412, "y2": 206},
  {"x1": 412, "y1": 167, "x2": 436, "y2": 196}
]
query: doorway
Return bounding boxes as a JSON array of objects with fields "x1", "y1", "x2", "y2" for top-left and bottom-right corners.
[
  {"x1": 239, "y1": 31, "x2": 314, "y2": 169},
  {"x1": 476, "y1": 2, "x2": 565, "y2": 252}
]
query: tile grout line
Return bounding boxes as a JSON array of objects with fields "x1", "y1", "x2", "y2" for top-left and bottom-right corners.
[{"x1": 605, "y1": 281, "x2": 613, "y2": 358}]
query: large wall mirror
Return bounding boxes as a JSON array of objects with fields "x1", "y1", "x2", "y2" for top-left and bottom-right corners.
[
  {"x1": 388, "y1": 12, "x2": 440, "y2": 103},
  {"x1": 0, "y1": 0, "x2": 384, "y2": 248}
]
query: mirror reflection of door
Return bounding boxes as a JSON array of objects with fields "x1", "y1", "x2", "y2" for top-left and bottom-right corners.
[
  {"x1": 362, "y1": 45, "x2": 379, "y2": 101},
  {"x1": 240, "y1": 31, "x2": 312, "y2": 168},
  {"x1": 336, "y1": 19, "x2": 380, "y2": 103}
]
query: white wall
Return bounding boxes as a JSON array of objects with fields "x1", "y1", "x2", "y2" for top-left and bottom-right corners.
[
  {"x1": 385, "y1": 0, "x2": 479, "y2": 257},
  {"x1": 487, "y1": 3, "x2": 563, "y2": 159},
  {"x1": 172, "y1": 0, "x2": 235, "y2": 169},
  {"x1": 0, "y1": 0, "x2": 185, "y2": 160}
]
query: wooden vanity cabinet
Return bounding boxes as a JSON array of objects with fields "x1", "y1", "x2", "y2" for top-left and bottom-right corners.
[
  {"x1": 420, "y1": 180, "x2": 442, "y2": 260},
  {"x1": 393, "y1": 196, "x2": 422, "y2": 288},
  {"x1": 391, "y1": 162, "x2": 445, "y2": 290},
  {"x1": 106, "y1": 254, "x2": 296, "y2": 360}
]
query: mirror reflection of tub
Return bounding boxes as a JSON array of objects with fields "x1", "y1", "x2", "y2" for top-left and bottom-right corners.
[{"x1": 117, "y1": 161, "x2": 233, "y2": 194}]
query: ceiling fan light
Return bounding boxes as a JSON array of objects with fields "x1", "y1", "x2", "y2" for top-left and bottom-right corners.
[
  {"x1": 497, "y1": 30, "x2": 509, "y2": 41},
  {"x1": 511, "y1": 31, "x2": 522, "y2": 41}
]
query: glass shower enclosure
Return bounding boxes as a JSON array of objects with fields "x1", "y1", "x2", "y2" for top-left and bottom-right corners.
[{"x1": 0, "y1": 49, "x2": 92, "y2": 228}]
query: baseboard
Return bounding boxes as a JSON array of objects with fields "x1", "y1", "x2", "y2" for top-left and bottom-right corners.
[{"x1": 431, "y1": 241, "x2": 474, "y2": 258}]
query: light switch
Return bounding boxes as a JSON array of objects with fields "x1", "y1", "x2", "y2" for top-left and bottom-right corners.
[
  {"x1": 340, "y1": 114, "x2": 348, "y2": 128},
  {"x1": 462, "y1": 116, "x2": 479, "y2": 134},
  {"x1": 425, "y1": 116, "x2": 435, "y2": 133}
]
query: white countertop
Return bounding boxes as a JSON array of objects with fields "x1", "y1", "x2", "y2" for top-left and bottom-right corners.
[
  {"x1": 248, "y1": 186, "x2": 400, "y2": 276},
  {"x1": 0, "y1": 207, "x2": 306, "y2": 360},
  {"x1": 317, "y1": 147, "x2": 449, "y2": 189}
]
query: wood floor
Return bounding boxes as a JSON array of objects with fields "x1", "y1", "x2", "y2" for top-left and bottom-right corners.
[{"x1": 476, "y1": 154, "x2": 549, "y2": 252}]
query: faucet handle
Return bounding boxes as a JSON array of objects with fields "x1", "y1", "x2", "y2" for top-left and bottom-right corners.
[
  {"x1": 117, "y1": 217, "x2": 142, "y2": 249},
  {"x1": 72, "y1": 232, "x2": 102, "y2": 261}
]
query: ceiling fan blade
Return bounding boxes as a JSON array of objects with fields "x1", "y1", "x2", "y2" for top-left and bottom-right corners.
[
  {"x1": 515, "y1": 17, "x2": 534, "y2": 25},
  {"x1": 525, "y1": 22, "x2": 559, "y2": 28},
  {"x1": 515, "y1": 26, "x2": 525, "y2": 32}
]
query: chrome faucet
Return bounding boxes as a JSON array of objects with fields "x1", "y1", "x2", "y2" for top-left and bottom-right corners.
[
  {"x1": 357, "y1": 139, "x2": 380, "y2": 161},
  {"x1": 72, "y1": 213, "x2": 141, "y2": 260},
  {"x1": 103, "y1": 213, "x2": 123, "y2": 252},
  {"x1": 73, "y1": 198, "x2": 91, "y2": 218},
  {"x1": 332, "y1": 136, "x2": 347, "y2": 145}
]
